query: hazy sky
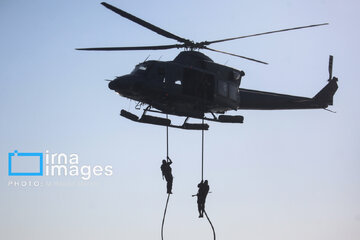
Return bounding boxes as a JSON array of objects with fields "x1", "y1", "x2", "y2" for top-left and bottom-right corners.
[{"x1": 1, "y1": 0, "x2": 359, "y2": 240}]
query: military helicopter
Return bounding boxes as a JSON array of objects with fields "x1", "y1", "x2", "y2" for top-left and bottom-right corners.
[{"x1": 77, "y1": 2, "x2": 338, "y2": 130}]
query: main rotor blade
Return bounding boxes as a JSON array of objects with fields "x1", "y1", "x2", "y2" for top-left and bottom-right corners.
[
  {"x1": 206, "y1": 23, "x2": 329, "y2": 45},
  {"x1": 76, "y1": 44, "x2": 183, "y2": 51},
  {"x1": 101, "y1": 2, "x2": 190, "y2": 44},
  {"x1": 204, "y1": 47, "x2": 268, "y2": 65}
]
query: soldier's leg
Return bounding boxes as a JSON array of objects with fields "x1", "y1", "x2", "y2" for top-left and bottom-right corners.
[
  {"x1": 168, "y1": 176, "x2": 173, "y2": 193},
  {"x1": 197, "y1": 201, "x2": 202, "y2": 217}
]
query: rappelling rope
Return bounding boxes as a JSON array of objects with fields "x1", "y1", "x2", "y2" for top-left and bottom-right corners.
[
  {"x1": 161, "y1": 193, "x2": 171, "y2": 240},
  {"x1": 201, "y1": 117, "x2": 216, "y2": 240},
  {"x1": 166, "y1": 114, "x2": 169, "y2": 160},
  {"x1": 201, "y1": 117, "x2": 204, "y2": 181},
  {"x1": 204, "y1": 210, "x2": 216, "y2": 240},
  {"x1": 161, "y1": 115, "x2": 170, "y2": 240}
]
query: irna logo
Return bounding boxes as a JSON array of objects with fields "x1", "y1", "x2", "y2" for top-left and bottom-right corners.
[
  {"x1": 8, "y1": 150, "x2": 113, "y2": 180},
  {"x1": 8, "y1": 150, "x2": 43, "y2": 176}
]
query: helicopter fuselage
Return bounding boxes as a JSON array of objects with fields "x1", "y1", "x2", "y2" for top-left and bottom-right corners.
[
  {"x1": 109, "y1": 51, "x2": 245, "y2": 118},
  {"x1": 108, "y1": 51, "x2": 338, "y2": 119}
]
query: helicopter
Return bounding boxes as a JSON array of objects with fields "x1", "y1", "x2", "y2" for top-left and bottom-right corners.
[{"x1": 77, "y1": 2, "x2": 338, "y2": 130}]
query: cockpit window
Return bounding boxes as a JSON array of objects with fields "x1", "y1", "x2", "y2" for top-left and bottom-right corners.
[
  {"x1": 139, "y1": 65, "x2": 147, "y2": 71},
  {"x1": 131, "y1": 64, "x2": 147, "y2": 74}
]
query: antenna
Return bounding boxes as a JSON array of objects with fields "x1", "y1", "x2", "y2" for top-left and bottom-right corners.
[{"x1": 143, "y1": 55, "x2": 150, "y2": 62}]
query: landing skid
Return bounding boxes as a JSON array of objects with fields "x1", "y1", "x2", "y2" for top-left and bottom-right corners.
[
  {"x1": 120, "y1": 110, "x2": 209, "y2": 130},
  {"x1": 146, "y1": 109, "x2": 244, "y2": 124},
  {"x1": 120, "y1": 108, "x2": 244, "y2": 130}
]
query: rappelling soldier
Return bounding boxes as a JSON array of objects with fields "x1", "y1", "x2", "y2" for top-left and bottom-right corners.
[
  {"x1": 160, "y1": 157, "x2": 173, "y2": 194},
  {"x1": 194, "y1": 180, "x2": 210, "y2": 218}
]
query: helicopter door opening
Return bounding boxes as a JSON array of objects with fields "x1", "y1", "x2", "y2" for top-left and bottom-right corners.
[{"x1": 182, "y1": 68, "x2": 214, "y2": 101}]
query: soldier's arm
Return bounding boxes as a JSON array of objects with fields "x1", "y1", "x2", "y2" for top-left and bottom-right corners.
[{"x1": 161, "y1": 167, "x2": 164, "y2": 179}]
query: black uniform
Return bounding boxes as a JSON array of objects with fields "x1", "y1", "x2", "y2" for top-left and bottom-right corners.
[
  {"x1": 197, "y1": 180, "x2": 209, "y2": 217},
  {"x1": 161, "y1": 158, "x2": 173, "y2": 194}
]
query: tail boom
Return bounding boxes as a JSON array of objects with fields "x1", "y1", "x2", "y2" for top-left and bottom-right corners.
[{"x1": 237, "y1": 55, "x2": 338, "y2": 110}]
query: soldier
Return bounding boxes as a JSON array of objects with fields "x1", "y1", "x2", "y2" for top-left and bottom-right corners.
[
  {"x1": 160, "y1": 157, "x2": 173, "y2": 194},
  {"x1": 194, "y1": 180, "x2": 210, "y2": 217}
]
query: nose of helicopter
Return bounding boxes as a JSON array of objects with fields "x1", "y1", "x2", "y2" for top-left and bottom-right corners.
[
  {"x1": 108, "y1": 75, "x2": 134, "y2": 91},
  {"x1": 108, "y1": 79, "x2": 117, "y2": 90}
]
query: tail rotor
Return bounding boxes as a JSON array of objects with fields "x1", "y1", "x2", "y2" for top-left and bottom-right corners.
[{"x1": 328, "y1": 55, "x2": 333, "y2": 81}]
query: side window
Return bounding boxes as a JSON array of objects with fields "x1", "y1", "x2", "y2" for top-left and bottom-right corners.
[
  {"x1": 218, "y1": 80, "x2": 228, "y2": 97},
  {"x1": 229, "y1": 84, "x2": 239, "y2": 101}
]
